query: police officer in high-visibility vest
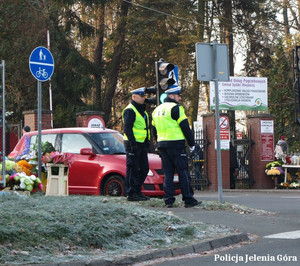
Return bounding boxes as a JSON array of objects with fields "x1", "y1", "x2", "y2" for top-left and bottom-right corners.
[
  {"x1": 122, "y1": 87, "x2": 150, "y2": 201},
  {"x1": 152, "y1": 86, "x2": 201, "y2": 208}
]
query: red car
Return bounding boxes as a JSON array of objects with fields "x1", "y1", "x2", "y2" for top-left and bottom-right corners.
[{"x1": 9, "y1": 127, "x2": 181, "y2": 197}]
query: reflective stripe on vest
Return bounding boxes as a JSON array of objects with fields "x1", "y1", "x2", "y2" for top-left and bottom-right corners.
[
  {"x1": 152, "y1": 102, "x2": 186, "y2": 142},
  {"x1": 122, "y1": 104, "x2": 150, "y2": 143}
]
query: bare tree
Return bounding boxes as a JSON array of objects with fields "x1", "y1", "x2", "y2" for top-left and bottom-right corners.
[{"x1": 102, "y1": 0, "x2": 131, "y2": 124}]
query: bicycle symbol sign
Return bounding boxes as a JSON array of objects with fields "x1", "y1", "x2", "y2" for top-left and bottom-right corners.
[{"x1": 29, "y1": 46, "x2": 54, "y2": 82}]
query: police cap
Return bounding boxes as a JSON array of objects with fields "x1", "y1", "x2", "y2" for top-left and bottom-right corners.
[
  {"x1": 165, "y1": 86, "x2": 181, "y2": 95},
  {"x1": 130, "y1": 87, "x2": 146, "y2": 96}
]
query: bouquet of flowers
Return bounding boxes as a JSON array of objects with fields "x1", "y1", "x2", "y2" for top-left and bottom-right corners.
[
  {"x1": 16, "y1": 160, "x2": 33, "y2": 175},
  {"x1": 42, "y1": 151, "x2": 74, "y2": 167},
  {"x1": 265, "y1": 161, "x2": 284, "y2": 177},
  {"x1": 6, "y1": 172, "x2": 43, "y2": 192},
  {"x1": 14, "y1": 136, "x2": 32, "y2": 161}
]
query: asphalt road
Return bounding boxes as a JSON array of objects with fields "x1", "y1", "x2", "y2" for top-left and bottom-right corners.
[{"x1": 138, "y1": 190, "x2": 300, "y2": 266}]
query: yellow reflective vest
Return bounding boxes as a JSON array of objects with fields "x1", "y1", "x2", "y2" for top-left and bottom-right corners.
[
  {"x1": 152, "y1": 102, "x2": 186, "y2": 142},
  {"x1": 122, "y1": 103, "x2": 150, "y2": 143}
]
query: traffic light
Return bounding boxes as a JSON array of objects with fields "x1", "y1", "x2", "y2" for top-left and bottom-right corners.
[
  {"x1": 155, "y1": 59, "x2": 175, "y2": 105},
  {"x1": 144, "y1": 86, "x2": 157, "y2": 105}
]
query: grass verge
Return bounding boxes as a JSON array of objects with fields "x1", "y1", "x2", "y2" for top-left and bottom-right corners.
[{"x1": 0, "y1": 193, "x2": 236, "y2": 265}]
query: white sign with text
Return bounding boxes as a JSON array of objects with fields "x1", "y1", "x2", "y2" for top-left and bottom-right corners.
[{"x1": 210, "y1": 76, "x2": 268, "y2": 111}]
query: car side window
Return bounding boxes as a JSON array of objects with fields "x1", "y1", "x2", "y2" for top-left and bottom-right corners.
[
  {"x1": 61, "y1": 133, "x2": 92, "y2": 154},
  {"x1": 30, "y1": 134, "x2": 57, "y2": 151}
]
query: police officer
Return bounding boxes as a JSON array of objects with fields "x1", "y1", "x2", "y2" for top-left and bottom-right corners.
[
  {"x1": 152, "y1": 86, "x2": 201, "y2": 208},
  {"x1": 122, "y1": 87, "x2": 150, "y2": 201}
]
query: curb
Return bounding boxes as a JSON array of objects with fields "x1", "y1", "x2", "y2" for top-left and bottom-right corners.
[
  {"x1": 196, "y1": 189, "x2": 300, "y2": 193},
  {"x1": 33, "y1": 233, "x2": 249, "y2": 266}
]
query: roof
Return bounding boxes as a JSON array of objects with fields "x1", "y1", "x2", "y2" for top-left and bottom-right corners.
[{"x1": 25, "y1": 127, "x2": 118, "y2": 135}]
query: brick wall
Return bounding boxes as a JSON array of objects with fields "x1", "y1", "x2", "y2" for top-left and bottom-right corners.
[
  {"x1": 23, "y1": 110, "x2": 52, "y2": 131},
  {"x1": 76, "y1": 111, "x2": 105, "y2": 127},
  {"x1": 203, "y1": 113, "x2": 230, "y2": 191},
  {"x1": 247, "y1": 114, "x2": 275, "y2": 189}
]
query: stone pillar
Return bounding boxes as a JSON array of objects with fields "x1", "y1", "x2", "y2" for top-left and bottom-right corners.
[
  {"x1": 203, "y1": 113, "x2": 230, "y2": 191},
  {"x1": 23, "y1": 110, "x2": 52, "y2": 131},
  {"x1": 247, "y1": 114, "x2": 275, "y2": 189},
  {"x1": 76, "y1": 111, "x2": 105, "y2": 128}
]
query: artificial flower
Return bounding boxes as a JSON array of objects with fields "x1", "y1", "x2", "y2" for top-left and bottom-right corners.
[
  {"x1": 16, "y1": 160, "x2": 33, "y2": 175},
  {"x1": 42, "y1": 151, "x2": 74, "y2": 167},
  {"x1": 6, "y1": 172, "x2": 43, "y2": 192}
]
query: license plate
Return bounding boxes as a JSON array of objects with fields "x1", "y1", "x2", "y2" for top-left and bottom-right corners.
[{"x1": 174, "y1": 175, "x2": 179, "y2": 182}]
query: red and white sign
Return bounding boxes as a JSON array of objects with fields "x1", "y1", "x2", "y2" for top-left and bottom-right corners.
[
  {"x1": 236, "y1": 132, "x2": 243, "y2": 139},
  {"x1": 260, "y1": 120, "x2": 274, "y2": 161},
  {"x1": 219, "y1": 116, "x2": 229, "y2": 129},
  {"x1": 220, "y1": 129, "x2": 230, "y2": 140},
  {"x1": 87, "y1": 116, "x2": 105, "y2": 128},
  {"x1": 215, "y1": 129, "x2": 230, "y2": 150},
  {"x1": 261, "y1": 133, "x2": 274, "y2": 161}
]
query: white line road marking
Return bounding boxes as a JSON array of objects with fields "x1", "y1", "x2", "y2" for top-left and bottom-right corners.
[
  {"x1": 199, "y1": 195, "x2": 239, "y2": 198},
  {"x1": 264, "y1": 230, "x2": 300, "y2": 239}
]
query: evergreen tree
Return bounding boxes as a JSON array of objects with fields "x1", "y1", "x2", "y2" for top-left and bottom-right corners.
[{"x1": 261, "y1": 41, "x2": 296, "y2": 142}]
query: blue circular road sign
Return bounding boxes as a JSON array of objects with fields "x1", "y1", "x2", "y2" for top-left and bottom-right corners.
[{"x1": 29, "y1": 46, "x2": 54, "y2": 82}]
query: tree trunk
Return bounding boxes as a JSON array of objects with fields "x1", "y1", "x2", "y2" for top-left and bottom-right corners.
[
  {"x1": 94, "y1": 3, "x2": 105, "y2": 109},
  {"x1": 223, "y1": 0, "x2": 235, "y2": 133},
  {"x1": 283, "y1": 0, "x2": 290, "y2": 38},
  {"x1": 224, "y1": 0, "x2": 234, "y2": 76},
  {"x1": 190, "y1": 0, "x2": 205, "y2": 124},
  {"x1": 102, "y1": 0, "x2": 131, "y2": 124}
]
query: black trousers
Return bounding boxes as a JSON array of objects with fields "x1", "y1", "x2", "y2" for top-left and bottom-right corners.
[
  {"x1": 125, "y1": 143, "x2": 149, "y2": 196},
  {"x1": 159, "y1": 147, "x2": 195, "y2": 205}
]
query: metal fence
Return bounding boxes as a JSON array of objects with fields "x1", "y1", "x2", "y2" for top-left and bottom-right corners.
[
  {"x1": 0, "y1": 124, "x2": 20, "y2": 156},
  {"x1": 190, "y1": 127, "x2": 210, "y2": 190},
  {"x1": 232, "y1": 138, "x2": 253, "y2": 189}
]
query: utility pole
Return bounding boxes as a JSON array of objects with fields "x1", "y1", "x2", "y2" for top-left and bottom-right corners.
[{"x1": 0, "y1": 60, "x2": 5, "y2": 187}]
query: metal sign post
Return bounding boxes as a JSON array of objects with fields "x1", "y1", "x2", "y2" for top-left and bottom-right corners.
[
  {"x1": 195, "y1": 42, "x2": 229, "y2": 203},
  {"x1": 29, "y1": 47, "x2": 54, "y2": 179},
  {"x1": 37, "y1": 81, "x2": 42, "y2": 180},
  {"x1": 213, "y1": 43, "x2": 223, "y2": 203},
  {"x1": 0, "y1": 60, "x2": 5, "y2": 187}
]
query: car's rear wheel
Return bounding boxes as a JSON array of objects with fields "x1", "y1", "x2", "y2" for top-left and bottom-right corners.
[{"x1": 103, "y1": 175, "x2": 125, "y2": 196}]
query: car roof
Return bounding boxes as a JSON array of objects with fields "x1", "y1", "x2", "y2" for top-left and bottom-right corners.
[{"x1": 25, "y1": 127, "x2": 119, "y2": 135}]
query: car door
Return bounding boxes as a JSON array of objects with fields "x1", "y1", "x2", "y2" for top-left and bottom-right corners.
[{"x1": 60, "y1": 133, "x2": 103, "y2": 195}]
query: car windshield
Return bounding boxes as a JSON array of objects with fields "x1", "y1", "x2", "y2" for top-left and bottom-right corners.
[{"x1": 89, "y1": 132, "x2": 126, "y2": 155}]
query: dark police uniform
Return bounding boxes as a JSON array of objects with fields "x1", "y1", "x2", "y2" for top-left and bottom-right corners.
[
  {"x1": 152, "y1": 86, "x2": 201, "y2": 208},
  {"x1": 122, "y1": 89, "x2": 150, "y2": 201}
]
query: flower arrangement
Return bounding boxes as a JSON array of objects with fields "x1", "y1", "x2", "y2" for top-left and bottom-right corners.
[
  {"x1": 289, "y1": 182, "x2": 300, "y2": 188},
  {"x1": 0, "y1": 159, "x2": 17, "y2": 173},
  {"x1": 42, "y1": 151, "x2": 74, "y2": 167},
  {"x1": 16, "y1": 160, "x2": 33, "y2": 176},
  {"x1": 14, "y1": 136, "x2": 32, "y2": 161},
  {"x1": 278, "y1": 182, "x2": 300, "y2": 189},
  {"x1": 265, "y1": 161, "x2": 284, "y2": 177},
  {"x1": 278, "y1": 182, "x2": 289, "y2": 188},
  {"x1": 5, "y1": 172, "x2": 43, "y2": 192},
  {"x1": 0, "y1": 159, "x2": 43, "y2": 192}
]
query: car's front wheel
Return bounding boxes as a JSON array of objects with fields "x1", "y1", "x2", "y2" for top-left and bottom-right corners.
[{"x1": 103, "y1": 175, "x2": 125, "y2": 196}]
